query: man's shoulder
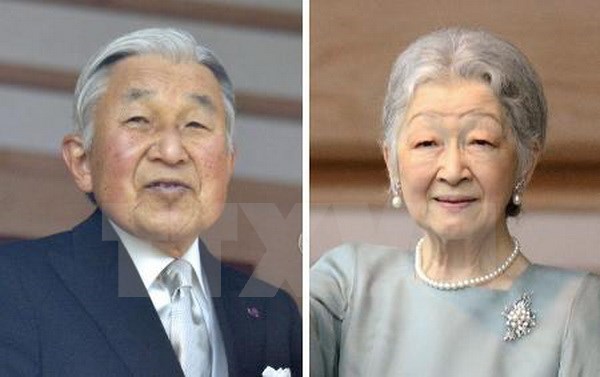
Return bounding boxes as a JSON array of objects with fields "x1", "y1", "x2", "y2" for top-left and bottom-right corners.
[
  {"x1": 220, "y1": 262, "x2": 296, "y2": 305},
  {"x1": 218, "y1": 264, "x2": 301, "y2": 376},
  {"x1": 0, "y1": 229, "x2": 76, "y2": 302},
  {"x1": 218, "y1": 261, "x2": 300, "y2": 354},
  {"x1": 0, "y1": 230, "x2": 73, "y2": 262},
  {"x1": 0, "y1": 210, "x2": 100, "y2": 262}
]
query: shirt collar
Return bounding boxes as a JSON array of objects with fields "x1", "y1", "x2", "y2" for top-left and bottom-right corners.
[{"x1": 108, "y1": 220, "x2": 202, "y2": 290}]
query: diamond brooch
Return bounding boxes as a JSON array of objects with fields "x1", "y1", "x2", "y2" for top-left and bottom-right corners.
[{"x1": 502, "y1": 292, "x2": 537, "y2": 341}]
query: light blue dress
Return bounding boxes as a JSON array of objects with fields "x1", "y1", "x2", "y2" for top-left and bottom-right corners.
[{"x1": 310, "y1": 243, "x2": 600, "y2": 376}]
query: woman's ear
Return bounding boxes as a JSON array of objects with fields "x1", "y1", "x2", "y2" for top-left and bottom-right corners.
[
  {"x1": 383, "y1": 145, "x2": 396, "y2": 183},
  {"x1": 62, "y1": 134, "x2": 93, "y2": 193},
  {"x1": 521, "y1": 142, "x2": 542, "y2": 185}
]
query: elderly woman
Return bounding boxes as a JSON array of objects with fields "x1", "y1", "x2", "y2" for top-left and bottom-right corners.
[{"x1": 310, "y1": 28, "x2": 600, "y2": 376}]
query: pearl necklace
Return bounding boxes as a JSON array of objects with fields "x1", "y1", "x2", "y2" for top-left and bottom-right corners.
[{"x1": 414, "y1": 237, "x2": 520, "y2": 290}]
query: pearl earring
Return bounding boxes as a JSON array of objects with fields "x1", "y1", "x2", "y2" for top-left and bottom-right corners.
[
  {"x1": 512, "y1": 192, "x2": 522, "y2": 206},
  {"x1": 512, "y1": 180, "x2": 525, "y2": 206},
  {"x1": 391, "y1": 181, "x2": 402, "y2": 208}
]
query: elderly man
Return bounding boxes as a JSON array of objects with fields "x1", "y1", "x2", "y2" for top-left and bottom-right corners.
[{"x1": 0, "y1": 28, "x2": 301, "y2": 377}]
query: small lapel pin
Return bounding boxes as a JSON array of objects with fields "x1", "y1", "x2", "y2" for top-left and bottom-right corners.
[{"x1": 247, "y1": 306, "x2": 261, "y2": 319}]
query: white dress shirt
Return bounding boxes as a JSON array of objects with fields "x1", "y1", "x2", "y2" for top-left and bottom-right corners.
[{"x1": 110, "y1": 221, "x2": 228, "y2": 377}]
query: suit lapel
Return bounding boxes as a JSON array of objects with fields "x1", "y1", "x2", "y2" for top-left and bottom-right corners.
[
  {"x1": 199, "y1": 241, "x2": 241, "y2": 377},
  {"x1": 48, "y1": 211, "x2": 184, "y2": 377}
]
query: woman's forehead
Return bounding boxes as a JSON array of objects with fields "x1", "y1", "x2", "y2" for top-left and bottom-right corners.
[{"x1": 406, "y1": 79, "x2": 500, "y2": 117}]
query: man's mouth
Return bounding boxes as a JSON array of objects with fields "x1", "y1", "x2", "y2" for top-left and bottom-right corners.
[{"x1": 144, "y1": 180, "x2": 191, "y2": 192}]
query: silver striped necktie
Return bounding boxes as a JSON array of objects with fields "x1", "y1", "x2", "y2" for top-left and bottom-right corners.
[{"x1": 161, "y1": 259, "x2": 212, "y2": 377}]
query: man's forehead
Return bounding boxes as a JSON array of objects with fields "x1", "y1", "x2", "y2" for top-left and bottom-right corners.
[
  {"x1": 102, "y1": 55, "x2": 222, "y2": 105},
  {"x1": 123, "y1": 88, "x2": 153, "y2": 101},
  {"x1": 120, "y1": 87, "x2": 217, "y2": 111},
  {"x1": 107, "y1": 54, "x2": 219, "y2": 89}
]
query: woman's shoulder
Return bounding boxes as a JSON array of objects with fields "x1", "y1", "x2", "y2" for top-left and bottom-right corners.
[
  {"x1": 525, "y1": 263, "x2": 600, "y2": 307},
  {"x1": 527, "y1": 263, "x2": 599, "y2": 287},
  {"x1": 310, "y1": 243, "x2": 414, "y2": 319},
  {"x1": 528, "y1": 265, "x2": 600, "y2": 370},
  {"x1": 312, "y1": 242, "x2": 414, "y2": 276}
]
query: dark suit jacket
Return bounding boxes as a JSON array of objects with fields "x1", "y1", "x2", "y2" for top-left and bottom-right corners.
[{"x1": 0, "y1": 210, "x2": 301, "y2": 376}]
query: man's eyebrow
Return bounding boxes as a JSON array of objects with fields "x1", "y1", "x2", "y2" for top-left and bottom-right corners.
[
  {"x1": 123, "y1": 88, "x2": 154, "y2": 102},
  {"x1": 190, "y1": 94, "x2": 217, "y2": 113},
  {"x1": 121, "y1": 90, "x2": 217, "y2": 112}
]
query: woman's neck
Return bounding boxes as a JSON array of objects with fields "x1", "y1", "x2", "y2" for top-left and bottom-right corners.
[{"x1": 420, "y1": 224, "x2": 523, "y2": 285}]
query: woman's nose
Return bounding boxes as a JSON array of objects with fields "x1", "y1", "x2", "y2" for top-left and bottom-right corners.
[{"x1": 437, "y1": 143, "x2": 471, "y2": 185}]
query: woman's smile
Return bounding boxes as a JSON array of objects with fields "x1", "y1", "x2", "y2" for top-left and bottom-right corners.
[{"x1": 433, "y1": 195, "x2": 478, "y2": 212}]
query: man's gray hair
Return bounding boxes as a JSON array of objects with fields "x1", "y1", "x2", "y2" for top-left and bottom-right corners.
[
  {"x1": 382, "y1": 27, "x2": 547, "y2": 192},
  {"x1": 74, "y1": 27, "x2": 236, "y2": 151}
]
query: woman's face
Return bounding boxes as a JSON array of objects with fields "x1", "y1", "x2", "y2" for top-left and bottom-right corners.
[{"x1": 392, "y1": 78, "x2": 519, "y2": 241}]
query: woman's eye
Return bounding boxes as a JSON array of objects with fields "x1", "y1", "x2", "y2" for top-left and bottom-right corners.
[{"x1": 471, "y1": 139, "x2": 495, "y2": 147}]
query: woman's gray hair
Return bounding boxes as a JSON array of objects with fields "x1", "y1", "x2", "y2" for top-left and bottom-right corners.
[
  {"x1": 382, "y1": 28, "x2": 547, "y2": 216},
  {"x1": 74, "y1": 27, "x2": 236, "y2": 151}
]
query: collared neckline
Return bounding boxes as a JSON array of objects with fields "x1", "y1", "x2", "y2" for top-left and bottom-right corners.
[{"x1": 108, "y1": 220, "x2": 202, "y2": 291}]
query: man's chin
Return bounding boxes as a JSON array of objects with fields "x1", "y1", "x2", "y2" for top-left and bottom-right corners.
[
  {"x1": 142, "y1": 188, "x2": 195, "y2": 205},
  {"x1": 129, "y1": 213, "x2": 196, "y2": 244},
  {"x1": 141, "y1": 227, "x2": 198, "y2": 257}
]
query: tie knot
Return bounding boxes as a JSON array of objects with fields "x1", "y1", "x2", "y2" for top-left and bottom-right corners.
[{"x1": 161, "y1": 259, "x2": 195, "y2": 294}]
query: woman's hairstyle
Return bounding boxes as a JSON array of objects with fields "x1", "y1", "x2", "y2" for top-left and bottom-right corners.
[
  {"x1": 382, "y1": 27, "x2": 547, "y2": 216},
  {"x1": 73, "y1": 27, "x2": 236, "y2": 151}
]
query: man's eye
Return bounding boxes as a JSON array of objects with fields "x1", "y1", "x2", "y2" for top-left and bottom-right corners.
[
  {"x1": 126, "y1": 116, "x2": 149, "y2": 124},
  {"x1": 186, "y1": 121, "x2": 207, "y2": 129}
]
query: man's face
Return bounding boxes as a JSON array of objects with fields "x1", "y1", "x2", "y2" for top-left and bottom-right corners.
[{"x1": 74, "y1": 54, "x2": 234, "y2": 256}]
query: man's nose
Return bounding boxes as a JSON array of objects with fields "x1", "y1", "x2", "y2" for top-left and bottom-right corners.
[
  {"x1": 148, "y1": 128, "x2": 189, "y2": 165},
  {"x1": 437, "y1": 143, "x2": 470, "y2": 185}
]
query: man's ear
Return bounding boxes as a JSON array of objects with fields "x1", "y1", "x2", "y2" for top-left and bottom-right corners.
[
  {"x1": 62, "y1": 134, "x2": 93, "y2": 193},
  {"x1": 228, "y1": 145, "x2": 236, "y2": 177}
]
